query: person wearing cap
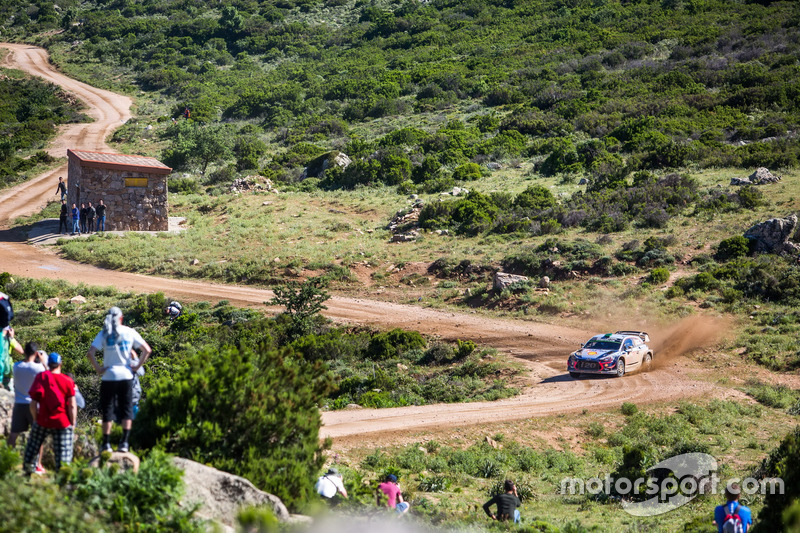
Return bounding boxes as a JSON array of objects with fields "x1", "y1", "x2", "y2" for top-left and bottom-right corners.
[
  {"x1": 377, "y1": 474, "x2": 410, "y2": 514},
  {"x1": 23, "y1": 352, "x2": 77, "y2": 474},
  {"x1": 315, "y1": 467, "x2": 349, "y2": 504},
  {"x1": 87, "y1": 307, "x2": 151, "y2": 453},
  {"x1": 1, "y1": 325, "x2": 24, "y2": 390}
]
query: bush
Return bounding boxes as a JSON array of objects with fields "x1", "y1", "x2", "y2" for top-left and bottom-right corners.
[
  {"x1": 132, "y1": 345, "x2": 335, "y2": 511},
  {"x1": 716, "y1": 236, "x2": 752, "y2": 262},
  {"x1": 754, "y1": 426, "x2": 800, "y2": 532},
  {"x1": 649, "y1": 267, "x2": 670, "y2": 284},
  {"x1": 368, "y1": 329, "x2": 427, "y2": 360},
  {"x1": 621, "y1": 402, "x2": 638, "y2": 416}
]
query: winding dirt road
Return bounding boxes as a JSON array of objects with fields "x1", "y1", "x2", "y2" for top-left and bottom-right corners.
[{"x1": 0, "y1": 44, "x2": 714, "y2": 441}]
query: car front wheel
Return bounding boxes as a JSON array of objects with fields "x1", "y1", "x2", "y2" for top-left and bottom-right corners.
[{"x1": 616, "y1": 359, "x2": 626, "y2": 378}]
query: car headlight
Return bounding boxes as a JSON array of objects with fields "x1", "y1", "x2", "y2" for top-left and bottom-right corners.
[{"x1": 598, "y1": 355, "x2": 615, "y2": 362}]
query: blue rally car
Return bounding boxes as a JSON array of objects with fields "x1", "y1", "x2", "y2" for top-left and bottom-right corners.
[{"x1": 567, "y1": 331, "x2": 653, "y2": 378}]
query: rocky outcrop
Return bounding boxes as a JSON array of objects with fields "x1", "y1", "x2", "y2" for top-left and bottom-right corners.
[
  {"x1": 493, "y1": 272, "x2": 529, "y2": 291},
  {"x1": 744, "y1": 214, "x2": 799, "y2": 254},
  {"x1": 172, "y1": 457, "x2": 290, "y2": 527},
  {"x1": 88, "y1": 451, "x2": 140, "y2": 472},
  {"x1": 302, "y1": 151, "x2": 352, "y2": 180},
  {"x1": 731, "y1": 168, "x2": 782, "y2": 186},
  {"x1": 0, "y1": 389, "x2": 13, "y2": 437}
]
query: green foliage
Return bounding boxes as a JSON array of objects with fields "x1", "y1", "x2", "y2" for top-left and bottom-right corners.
[
  {"x1": 236, "y1": 507, "x2": 279, "y2": 533},
  {"x1": 0, "y1": 441, "x2": 20, "y2": 480},
  {"x1": 716, "y1": 236, "x2": 753, "y2": 261},
  {"x1": 755, "y1": 426, "x2": 800, "y2": 532},
  {"x1": 132, "y1": 345, "x2": 335, "y2": 511},
  {"x1": 367, "y1": 328, "x2": 426, "y2": 361},
  {"x1": 740, "y1": 379, "x2": 799, "y2": 410},
  {"x1": 269, "y1": 276, "x2": 330, "y2": 339},
  {"x1": 649, "y1": 267, "x2": 670, "y2": 284}
]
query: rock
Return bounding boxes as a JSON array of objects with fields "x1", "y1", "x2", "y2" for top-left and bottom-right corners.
[
  {"x1": 0, "y1": 389, "x2": 13, "y2": 437},
  {"x1": 391, "y1": 233, "x2": 418, "y2": 243},
  {"x1": 539, "y1": 276, "x2": 551, "y2": 288},
  {"x1": 345, "y1": 403, "x2": 363, "y2": 410},
  {"x1": 397, "y1": 363, "x2": 408, "y2": 371},
  {"x1": 486, "y1": 162, "x2": 502, "y2": 171},
  {"x1": 55, "y1": 309, "x2": 61, "y2": 317},
  {"x1": 44, "y1": 297, "x2": 60, "y2": 310},
  {"x1": 744, "y1": 214, "x2": 798, "y2": 254},
  {"x1": 418, "y1": 446, "x2": 428, "y2": 454},
  {"x1": 172, "y1": 457, "x2": 290, "y2": 526},
  {"x1": 451, "y1": 187, "x2": 469, "y2": 196},
  {"x1": 262, "y1": 201, "x2": 274, "y2": 206},
  {"x1": 749, "y1": 167, "x2": 781, "y2": 184},
  {"x1": 730, "y1": 177, "x2": 752, "y2": 186},
  {"x1": 484, "y1": 436, "x2": 502, "y2": 449},
  {"x1": 578, "y1": 177, "x2": 589, "y2": 185},
  {"x1": 435, "y1": 229, "x2": 449, "y2": 236},
  {"x1": 464, "y1": 288, "x2": 472, "y2": 297},
  {"x1": 70, "y1": 295, "x2": 87, "y2": 305},
  {"x1": 88, "y1": 451, "x2": 140, "y2": 473},
  {"x1": 302, "y1": 151, "x2": 352, "y2": 180},
  {"x1": 191, "y1": 258, "x2": 200, "y2": 265},
  {"x1": 493, "y1": 272, "x2": 529, "y2": 291}
]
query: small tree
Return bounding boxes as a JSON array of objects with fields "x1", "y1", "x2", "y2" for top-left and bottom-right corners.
[{"x1": 269, "y1": 277, "x2": 330, "y2": 339}]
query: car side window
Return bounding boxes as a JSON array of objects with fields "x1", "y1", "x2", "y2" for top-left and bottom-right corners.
[{"x1": 623, "y1": 339, "x2": 634, "y2": 350}]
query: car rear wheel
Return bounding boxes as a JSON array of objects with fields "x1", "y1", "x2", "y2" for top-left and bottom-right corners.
[
  {"x1": 642, "y1": 353, "x2": 653, "y2": 372},
  {"x1": 569, "y1": 372, "x2": 582, "y2": 379},
  {"x1": 616, "y1": 359, "x2": 626, "y2": 378}
]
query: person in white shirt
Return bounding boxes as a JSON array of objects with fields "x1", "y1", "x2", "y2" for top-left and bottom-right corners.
[
  {"x1": 87, "y1": 307, "x2": 151, "y2": 453},
  {"x1": 9, "y1": 344, "x2": 46, "y2": 451},
  {"x1": 315, "y1": 467, "x2": 349, "y2": 504}
]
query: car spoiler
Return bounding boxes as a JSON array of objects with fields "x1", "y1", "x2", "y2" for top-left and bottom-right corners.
[{"x1": 615, "y1": 330, "x2": 650, "y2": 342}]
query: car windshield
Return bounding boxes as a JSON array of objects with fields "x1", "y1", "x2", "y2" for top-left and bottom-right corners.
[{"x1": 583, "y1": 340, "x2": 621, "y2": 351}]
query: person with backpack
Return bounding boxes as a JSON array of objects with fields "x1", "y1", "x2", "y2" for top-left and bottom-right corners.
[
  {"x1": 714, "y1": 483, "x2": 752, "y2": 533},
  {"x1": 86, "y1": 307, "x2": 151, "y2": 453},
  {"x1": 87, "y1": 202, "x2": 96, "y2": 233},
  {"x1": 23, "y1": 352, "x2": 77, "y2": 474},
  {"x1": 9, "y1": 343, "x2": 47, "y2": 473},
  {"x1": 315, "y1": 467, "x2": 348, "y2": 505},
  {"x1": 1, "y1": 325, "x2": 23, "y2": 390}
]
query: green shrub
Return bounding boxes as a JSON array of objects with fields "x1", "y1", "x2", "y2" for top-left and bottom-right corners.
[
  {"x1": 754, "y1": 426, "x2": 800, "y2": 532},
  {"x1": 621, "y1": 402, "x2": 638, "y2": 416},
  {"x1": 741, "y1": 379, "x2": 799, "y2": 410},
  {"x1": 132, "y1": 345, "x2": 335, "y2": 510},
  {"x1": 649, "y1": 267, "x2": 670, "y2": 284},
  {"x1": 367, "y1": 329, "x2": 426, "y2": 360},
  {"x1": 452, "y1": 162, "x2": 482, "y2": 181},
  {"x1": 715, "y1": 235, "x2": 752, "y2": 261}
]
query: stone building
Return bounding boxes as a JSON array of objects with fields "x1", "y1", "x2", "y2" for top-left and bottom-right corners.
[{"x1": 67, "y1": 149, "x2": 171, "y2": 231}]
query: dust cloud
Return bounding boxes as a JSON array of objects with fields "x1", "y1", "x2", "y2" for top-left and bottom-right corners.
[{"x1": 648, "y1": 316, "x2": 731, "y2": 369}]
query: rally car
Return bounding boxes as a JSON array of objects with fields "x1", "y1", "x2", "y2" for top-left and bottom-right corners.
[{"x1": 567, "y1": 331, "x2": 653, "y2": 378}]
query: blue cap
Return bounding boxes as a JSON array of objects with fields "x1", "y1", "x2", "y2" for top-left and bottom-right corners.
[
  {"x1": 48, "y1": 352, "x2": 62, "y2": 365},
  {"x1": 387, "y1": 474, "x2": 398, "y2": 483}
]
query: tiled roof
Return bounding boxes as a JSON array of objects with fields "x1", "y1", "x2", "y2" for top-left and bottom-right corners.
[{"x1": 68, "y1": 149, "x2": 172, "y2": 174}]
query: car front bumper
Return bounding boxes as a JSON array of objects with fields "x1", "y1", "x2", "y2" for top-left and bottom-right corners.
[{"x1": 568, "y1": 359, "x2": 620, "y2": 375}]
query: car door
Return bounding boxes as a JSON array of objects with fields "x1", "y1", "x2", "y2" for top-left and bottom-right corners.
[{"x1": 622, "y1": 338, "x2": 639, "y2": 366}]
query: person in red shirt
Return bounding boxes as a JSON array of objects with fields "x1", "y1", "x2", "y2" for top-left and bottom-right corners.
[{"x1": 23, "y1": 352, "x2": 77, "y2": 474}]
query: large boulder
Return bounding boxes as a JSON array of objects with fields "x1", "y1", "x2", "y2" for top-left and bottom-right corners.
[
  {"x1": 749, "y1": 167, "x2": 781, "y2": 184},
  {"x1": 302, "y1": 151, "x2": 351, "y2": 180},
  {"x1": 172, "y1": 457, "x2": 290, "y2": 527},
  {"x1": 493, "y1": 272, "x2": 529, "y2": 291},
  {"x1": 744, "y1": 214, "x2": 799, "y2": 254},
  {"x1": 0, "y1": 389, "x2": 13, "y2": 437}
]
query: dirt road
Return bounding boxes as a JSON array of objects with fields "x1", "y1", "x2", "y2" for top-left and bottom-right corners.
[{"x1": 0, "y1": 43, "x2": 714, "y2": 441}]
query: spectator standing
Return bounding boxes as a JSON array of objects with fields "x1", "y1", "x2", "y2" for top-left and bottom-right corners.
[
  {"x1": 87, "y1": 202, "x2": 96, "y2": 233},
  {"x1": 714, "y1": 483, "x2": 752, "y2": 533},
  {"x1": 23, "y1": 352, "x2": 77, "y2": 474},
  {"x1": 71, "y1": 203, "x2": 80, "y2": 235},
  {"x1": 316, "y1": 467, "x2": 349, "y2": 505},
  {"x1": 96, "y1": 200, "x2": 107, "y2": 232},
  {"x1": 9, "y1": 343, "x2": 46, "y2": 473},
  {"x1": 1, "y1": 326, "x2": 24, "y2": 390},
  {"x1": 377, "y1": 474, "x2": 410, "y2": 514},
  {"x1": 55, "y1": 176, "x2": 66, "y2": 201},
  {"x1": 79, "y1": 203, "x2": 88, "y2": 234},
  {"x1": 58, "y1": 200, "x2": 68, "y2": 234},
  {"x1": 483, "y1": 480, "x2": 522, "y2": 523},
  {"x1": 87, "y1": 307, "x2": 152, "y2": 452}
]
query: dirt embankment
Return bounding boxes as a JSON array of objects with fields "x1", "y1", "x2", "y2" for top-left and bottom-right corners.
[{"x1": 0, "y1": 43, "x2": 725, "y2": 443}]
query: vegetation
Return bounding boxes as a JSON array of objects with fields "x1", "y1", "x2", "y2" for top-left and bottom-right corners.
[{"x1": 0, "y1": 72, "x2": 85, "y2": 189}]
